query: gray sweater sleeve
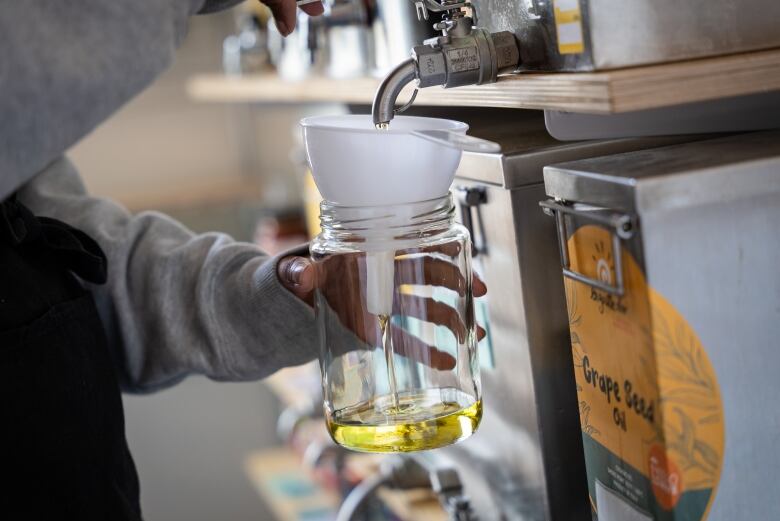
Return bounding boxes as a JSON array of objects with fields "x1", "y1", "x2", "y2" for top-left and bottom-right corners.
[
  {"x1": 0, "y1": 0, "x2": 242, "y2": 200},
  {"x1": 17, "y1": 158, "x2": 318, "y2": 392}
]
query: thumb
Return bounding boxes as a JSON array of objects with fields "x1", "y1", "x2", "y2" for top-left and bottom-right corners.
[{"x1": 277, "y1": 256, "x2": 315, "y2": 302}]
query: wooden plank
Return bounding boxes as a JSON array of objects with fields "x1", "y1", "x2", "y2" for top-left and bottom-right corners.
[
  {"x1": 187, "y1": 48, "x2": 780, "y2": 114},
  {"x1": 377, "y1": 488, "x2": 448, "y2": 521},
  {"x1": 607, "y1": 48, "x2": 780, "y2": 112},
  {"x1": 244, "y1": 449, "x2": 340, "y2": 521},
  {"x1": 245, "y1": 449, "x2": 447, "y2": 521}
]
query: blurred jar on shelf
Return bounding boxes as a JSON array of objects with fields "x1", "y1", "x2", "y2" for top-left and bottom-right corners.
[{"x1": 223, "y1": 2, "x2": 274, "y2": 75}]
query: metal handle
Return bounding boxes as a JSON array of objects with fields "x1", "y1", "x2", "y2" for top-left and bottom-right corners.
[
  {"x1": 411, "y1": 130, "x2": 501, "y2": 154},
  {"x1": 456, "y1": 186, "x2": 487, "y2": 257},
  {"x1": 540, "y1": 199, "x2": 635, "y2": 296},
  {"x1": 413, "y1": 0, "x2": 472, "y2": 20}
]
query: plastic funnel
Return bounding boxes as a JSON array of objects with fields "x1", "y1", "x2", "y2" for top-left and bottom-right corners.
[{"x1": 301, "y1": 115, "x2": 471, "y2": 206}]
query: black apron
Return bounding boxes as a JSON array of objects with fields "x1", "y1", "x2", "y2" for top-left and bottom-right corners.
[{"x1": 0, "y1": 197, "x2": 141, "y2": 520}]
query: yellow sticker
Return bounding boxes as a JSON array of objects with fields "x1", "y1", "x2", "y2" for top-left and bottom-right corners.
[
  {"x1": 553, "y1": 0, "x2": 585, "y2": 54},
  {"x1": 565, "y1": 225, "x2": 723, "y2": 519}
]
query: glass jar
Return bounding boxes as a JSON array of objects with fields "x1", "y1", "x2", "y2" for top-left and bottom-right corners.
[{"x1": 310, "y1": 194, "x2": 482, "y2": 453}]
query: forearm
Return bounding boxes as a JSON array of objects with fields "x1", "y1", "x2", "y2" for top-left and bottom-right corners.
[{"x1": 17, "y1": 158, "x2": 318, "y2": 392}]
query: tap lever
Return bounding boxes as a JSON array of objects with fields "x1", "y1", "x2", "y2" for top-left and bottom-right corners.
[
  {"x1": 414, "y1": 1, "x2": 429, "y2": 20},
  {"x1": 373, "y1": 1, "x2": 520, "y2": 126}
]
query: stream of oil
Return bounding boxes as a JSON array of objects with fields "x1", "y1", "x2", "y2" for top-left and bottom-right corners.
[{"x1": 378, "y1": 314, "x2": 400, "y2": 412}]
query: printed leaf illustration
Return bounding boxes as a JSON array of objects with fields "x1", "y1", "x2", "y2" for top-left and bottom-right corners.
[
  {"x1": 663, "y1": 407, "x2": 718, "y2": 482},
  {"x1": 654, "y1": 312, "x2": 717, "y2": 399},
  {"x1": 579, "y1": 400, "x2": 601, "y2": 437},
  {"x1": 565, "y1": 280, "x2": 582, "y2": 327},
  {"x1": 661, "y1": 388, "x2": 720, "y2": 411},
  {"x1": 674, "y1": 407, "x2": 696, "y2": 459},
  {"x1": 698, "y1": 413, "x2": 721, "y2": 425},
  {"x1": 572, "y1": 344, "x2": 585, "y2": 368},
  {"x1": 693, "y1": 439, "x2": 720, "y2": 473}
]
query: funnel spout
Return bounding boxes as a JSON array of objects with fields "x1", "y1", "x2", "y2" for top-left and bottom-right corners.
[{"x1": 372, "y1": 58, "x2": 417, "y2": 128}]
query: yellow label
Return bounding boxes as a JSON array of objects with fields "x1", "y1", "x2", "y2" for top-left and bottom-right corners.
[
  {"x1": 553, "y1": 0, "x2": 585, "y2": 54},
  {"x1": 566, "y1": 225, "x2": 723, "y2": 519},
  {"x1": 303, "y1": 169, "x2": 323, "y2": 238}
]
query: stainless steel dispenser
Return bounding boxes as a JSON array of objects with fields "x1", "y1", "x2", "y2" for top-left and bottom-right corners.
[
  {"x1": 541, "y1": 131, "x2": 780, "y2": 520},
  {"x1": 412, "y1": 111, "x2": 696, "y2": 520},
  {"x1": 472, "y1": 0, "x2": 780, "y2": 71},
  {"x1": 371, "y1": 0, "x2": 780, "y2": 119}
]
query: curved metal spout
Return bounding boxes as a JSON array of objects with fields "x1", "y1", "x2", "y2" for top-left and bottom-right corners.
[{"x1": 372, "y1": 58, "x2": 417, "y2": 127}]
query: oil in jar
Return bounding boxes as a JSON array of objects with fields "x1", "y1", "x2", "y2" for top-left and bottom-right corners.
[{"x1": 326, "y1": 388, "x2": 482, "y2": 453}]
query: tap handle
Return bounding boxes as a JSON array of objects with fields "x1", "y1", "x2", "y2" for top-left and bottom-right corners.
[
  {"x1": 410, "y1": 130, "x2": 501, "y2": 154},
  {"x1": 414, "y1": 1, "x2": 429, "y2": 20},
  {"x1": 412, "y1": 0, "x2": 473, "y2": 21}
]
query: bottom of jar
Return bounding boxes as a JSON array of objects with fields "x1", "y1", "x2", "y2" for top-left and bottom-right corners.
[{"x1": 326, "y1": 388, "x2": 482, "y2": 453}]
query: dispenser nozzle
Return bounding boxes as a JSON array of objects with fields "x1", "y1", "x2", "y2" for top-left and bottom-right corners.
[
  {"x1": 372, "y1": 59, "x2": 417, "y2": 128},
  {"x1": 371, "y1": 1, "x2": 520, "y2": 127}
]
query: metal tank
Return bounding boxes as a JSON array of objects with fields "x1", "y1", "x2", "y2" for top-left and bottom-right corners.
[
  {"x1": 541, "y1": 131, "x2": 780, "y2": 520},
  {"x1": 472, "y1": 0, "x2": 780, "y2": 70}
]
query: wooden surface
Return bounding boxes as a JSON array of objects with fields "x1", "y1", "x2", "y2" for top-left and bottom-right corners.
[
  {"x1": 187, "y1": 48, "x2": 780, "y2": 114},
  {"x1": 245, "y1": 449, "x2": 340, "y2": 521},
  {"x1": 245, "y1": 449, "x2": 448, "y2": 521},
  {"x1": 377, "y1": 488, "x2": 448, "y2": 521},
  {"x1": 263, "y1": 361, "x2": 321, "y2": 410}
]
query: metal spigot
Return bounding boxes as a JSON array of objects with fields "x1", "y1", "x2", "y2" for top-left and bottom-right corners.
[
  {"x1": 430, "y1": 467, "x2": 477, "y2": 521},
  {"x1": 372, "y1": 0, "x2": 520, "y2": 127}
]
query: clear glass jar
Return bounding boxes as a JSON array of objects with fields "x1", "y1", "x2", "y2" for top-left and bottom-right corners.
[{"x1": 310, "y1": 194, "x2": 482, "y2": 453}]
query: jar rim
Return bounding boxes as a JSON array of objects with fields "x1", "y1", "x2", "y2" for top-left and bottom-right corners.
[
  {"x1": 318, "y1": 194, "x2": 455, "y2": 235},
  {"x1": 320, "y1": 193, "x2": 451, "y2": 211}
]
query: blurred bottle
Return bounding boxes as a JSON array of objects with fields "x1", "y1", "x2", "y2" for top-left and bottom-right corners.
[
  {"x1": 302, "y1": 170, "x2": 323, "y2": 238},
  {"x1": 223, "y1": 3, "x2": 273, "y2": 75},
  {"x1": 253, "y1": 209, "x2": 309, "y2": 255}
]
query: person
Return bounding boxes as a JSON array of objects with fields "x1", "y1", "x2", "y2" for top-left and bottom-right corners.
[{"x1": 0, "y1": 1, "x2": 486, "y2": 519}]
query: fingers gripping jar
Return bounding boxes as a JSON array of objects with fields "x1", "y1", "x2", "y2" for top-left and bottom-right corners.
[{"x1": 310, "y1": 194, "x2": 482, "y2": 453}]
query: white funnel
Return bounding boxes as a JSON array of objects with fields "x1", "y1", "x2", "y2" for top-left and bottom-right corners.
[
  {"x1": 301, "y1": 114, "x2": 498, "y2": 317},
  {"x1": 302, "y1": 115, "x2": 469, "y2": 206}
]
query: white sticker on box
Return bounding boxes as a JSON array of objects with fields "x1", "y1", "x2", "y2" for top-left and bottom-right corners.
[
  {"x1": 555, "y1": 0, "x2": 579, "y2": 10},
  {"x1": 553, "y1": 0, "x2": 584, "y2": 54},
  {"x1": 596, "y1": 481, "x2": 653, "y2": 521},
  {"x1": 557, "y1": 22, "x2": 583, "y2": 46}
]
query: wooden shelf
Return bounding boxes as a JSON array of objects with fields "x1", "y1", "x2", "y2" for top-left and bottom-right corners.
[
  {"x1": 245, "y1": 449, "x2": 339, "y2": 521},
  {"x1": 245, "y1": 449, "x2": 446, "y2": 521},
  {"x1": 187, "y1": 48, "x2": 780, "y2": 114}
]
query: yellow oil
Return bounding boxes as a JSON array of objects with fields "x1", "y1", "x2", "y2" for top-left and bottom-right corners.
[{"x1": 327, "y1": 389, "x2": 482, "y2": 453}]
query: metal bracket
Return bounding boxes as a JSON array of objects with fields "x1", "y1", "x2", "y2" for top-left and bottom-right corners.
[
  {"x1": 413, "y1": 0, "x2": 475, "y2": 23},
  {"x1": 540, "y1": 199, "x2": 635, "y2": 296},
  {"x1": 394, "y1": 88, "x2": 419, "y2": 115},
  {"x1": 430, "y1": 468, "x2": 477, "y2": 521},
  {"x1": 456, "y1": 186, "x2": 487, "y2": 257}
]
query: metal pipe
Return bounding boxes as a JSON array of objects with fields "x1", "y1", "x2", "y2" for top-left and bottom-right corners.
[
  {"x1": 371, "y1": 58, "x2": 417, "y2": 127},
  {"x1": 335, "y1": 472, "x2": 387, "y2": 521}
]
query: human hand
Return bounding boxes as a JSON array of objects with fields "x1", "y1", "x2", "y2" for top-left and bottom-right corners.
[
  {"x1": 278, "y1": 245, "x2": 487, "y2": 370},
  {"x1": 261, "y1": 0, "x2": 324, "y2": 36}
]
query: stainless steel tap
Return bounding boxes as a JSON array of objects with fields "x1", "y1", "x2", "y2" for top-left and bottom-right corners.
[{"x1": 372, "y1": 0, "x2": 520, "y2": 127}]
